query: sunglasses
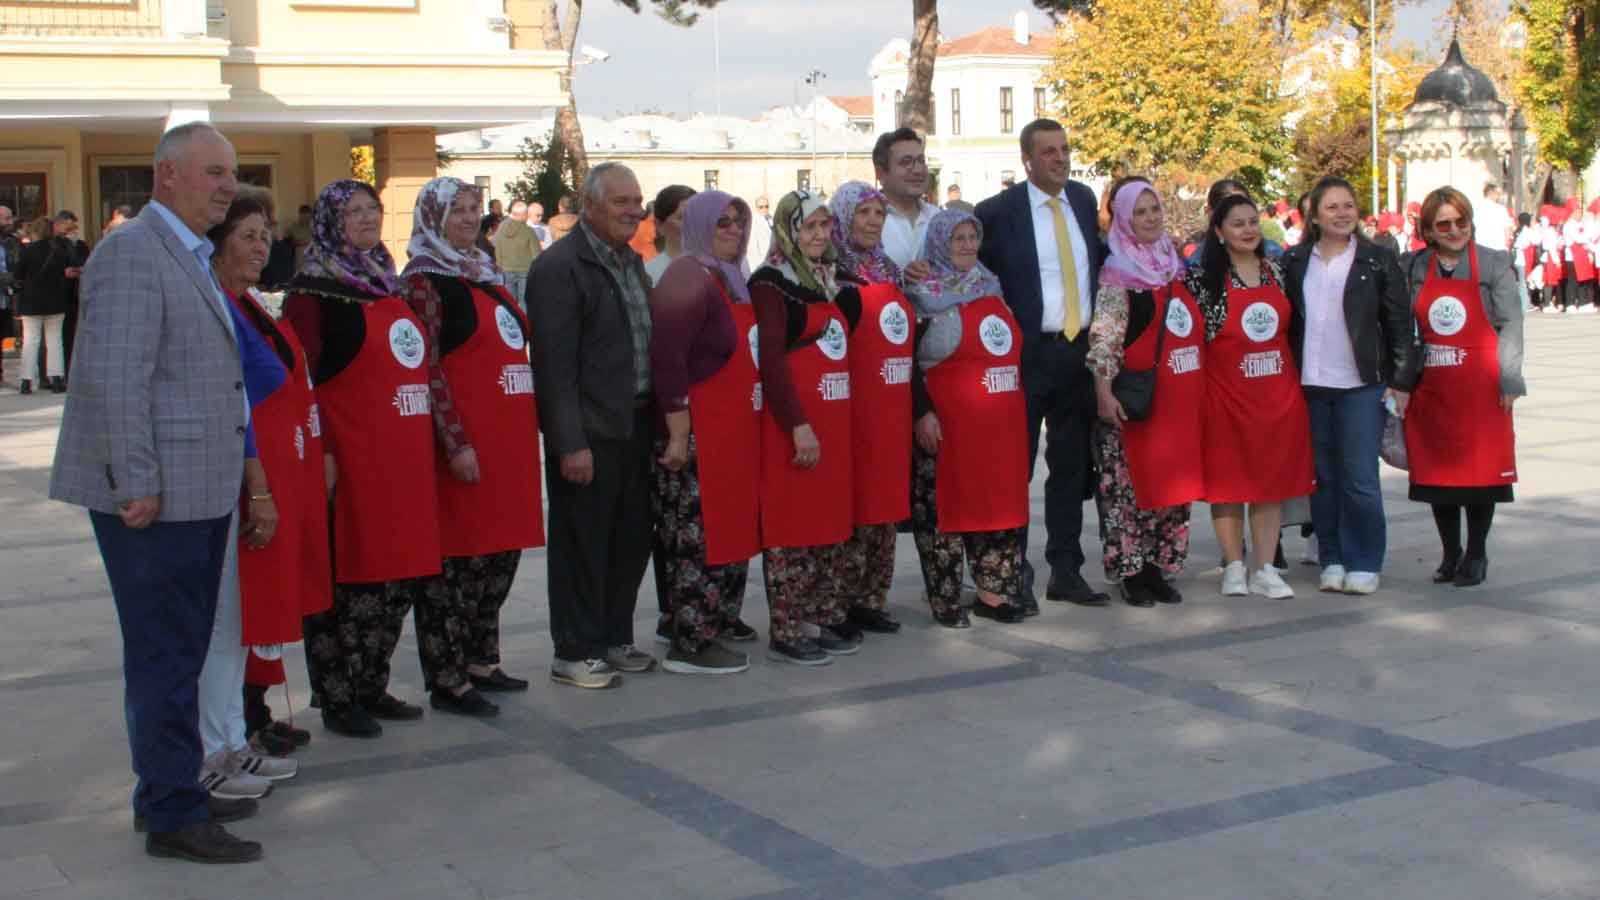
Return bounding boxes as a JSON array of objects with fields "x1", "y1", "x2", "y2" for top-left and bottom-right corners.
[
  {"x1": 1432, "y1": 218, "x2": 1468, "y2": 234},
  {"x1": 715, "y1": 215, "x2": 747, "y2": 229}
]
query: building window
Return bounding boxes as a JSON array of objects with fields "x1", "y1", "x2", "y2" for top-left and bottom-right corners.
[
  {"x1": 239, "y1": 165, "x2": 273, "y2": 188},
  {"x1": 0, "y1": 173, "x2": 47, "y2": 223},
  {"x1": 1034, "y1": 87, "x2": 1047, "y2": 118},
  {"x1": 797, "y1": 169, "x2": 812, "y2": 192},
  {"x1": 97, "y1": 166, "x2": 155, "y2": 225},
  {"x1": 895, "y1": 90, "x2": 904, "y2": 125},
  {"x1": 1001, "y1": 170, "x2": 1017, "y2": 188},
  {"x1": 1000, "y1": 87, "x2": 1014, "y2": 134},
  {"x1": 950, "y1": 88, "x2": 962, "y2": 136},
  {"x1": 704, "y1": 170, "x2": 720, "y2": 190}
]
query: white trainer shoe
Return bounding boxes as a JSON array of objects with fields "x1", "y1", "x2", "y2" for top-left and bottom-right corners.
[
  {"x1": 1221, "y1": 561, "x2": 1248, "y2": 596},
  {"x1": 1319, "y1": 565, "x2": 1347, "y2": 592},
  {"x1": 234, "y1": 748, "x2": 298, "y2": 781},
  {"x1": 1342, "y1": 571, "x2": 1380, "y2": 594},
  {"x1": 1249, "y1": 567, "x2": 1295, "y2": 599},
  {"x1": 1300, "y1": 534, "x2": 1320, "y2": 566},
  {"x1": 199, "y1": 751, "x2": 272, "y2": 799}
]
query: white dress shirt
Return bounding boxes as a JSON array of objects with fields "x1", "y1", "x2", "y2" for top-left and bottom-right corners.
[
  {"x1": 1473, "y1": 198, "x2": 1513, "y2": 250},
  {"x1": 1027, "y1": 181, "x2": 1092, "y2": 333},
  {"x1": 881, "y1": 198, "x2": 941, "y2": 269},
  {"x1": 1300, "y1": 236, "x2": 1363, "y2": 389}
]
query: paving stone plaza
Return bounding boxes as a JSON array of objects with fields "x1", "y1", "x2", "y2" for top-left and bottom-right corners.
[{"x1": 2, "y1": 315, "x2": 1598, "y2": 899}]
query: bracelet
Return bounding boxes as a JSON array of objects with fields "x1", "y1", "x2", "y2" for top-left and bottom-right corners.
[{"x1": 249, "y1": 492, "x2": 272, "y2": 502}]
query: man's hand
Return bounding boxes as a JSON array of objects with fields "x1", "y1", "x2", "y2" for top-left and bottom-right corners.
[
  {"x1": 1500, "y1": 393, "x2": 1518, "y2": 412},
  {"x1": 448, "y1": 447, "x2": 481, "y2": 484},
  {"x1": 561, "y1": 449, "x2": 595, "y2": 485},
  {"x1": 914, "y1": 412, "x2": 942, "y2": 455},
  {"x1": 63, "y1": 266, "x2": 83, "y2": 280},
  {"x1": 118, "y1": 496, "x2": 160, "y2": 529},
  {"x1": 658, "y1": 435, "x2": 689, "y2": 472}
]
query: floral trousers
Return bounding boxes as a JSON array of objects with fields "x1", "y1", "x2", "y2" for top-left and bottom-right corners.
[
  {"x1": 910, "y1": 445, "x2": 1023, "y2": 616},
  {"x1": 763, "y1": 544, "x2": 847, "y2": 645},
  {"x1": 414, "y1": 550, "x2": 522, "y2": 692},
  {"x1": 652, "y1": 441, "x2": 750, "y2": 654},
  {"x1": 833, "y1": 523, "x2": 896, "y2": 612},
  {"x1": 302, "y1": 577, "x2": 423, "y2": 712},
  {"x1": 1091, "y1": 422, "x2": 1190, "y2": 581}
]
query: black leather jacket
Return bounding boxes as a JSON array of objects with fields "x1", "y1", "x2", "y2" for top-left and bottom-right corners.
[{"x1": 1281, "y1": 237, "x2": 1415, "y2": 390}]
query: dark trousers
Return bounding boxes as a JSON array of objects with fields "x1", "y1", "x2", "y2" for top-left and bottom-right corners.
[
  {"x1": 545, "y1": 407, "x2": 655, "y2": 660},
  {"x1": 302, "y1": 578, "x2": 419, "y2": 712},
  {"x1": 1021, "y1": 334, "x2": 1095, "y2": 580},
  {"x1": 91, "y1": 510, "x2": 231, "y2": 834}
]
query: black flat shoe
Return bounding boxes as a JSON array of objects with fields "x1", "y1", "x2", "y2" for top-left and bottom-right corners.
[
  {"x1": 1155, "y1": 580, "x2": 1183, "y2": 605},
  {"x1": 1017, "y1": 592, "x2": 1041, "y2": 617},
  {"x1": 362, "y1": 693, "x2": 423, "y2": 721},
  {"x1": 1118, "y1": 582, "x2": 1156, "y2": 608},
  {"x1": 1047, "y1": 572, "x2": 1110, "y2": 607},
  {"x1": 469, "y1": 668, "x2": 530, "y2": 692},
  {"x1": 971, "y1": 599, "x2": 1026, "y2": 623},
  {"x1": 430, "y1": 687, "x2": 499, "y2": 718},
  {"x1": 266, "y1": 720, "x2": 312, "y2": 747},
  {"x1": 1453, "y1": 557, "x2": 1487, "y2": 587},
  {"x1": 146, "y1": 821, "x2": 262, "y2": 864},
  {"x1": 847, "y1": 606, "x2": 902, "y2": 634},
  {"x1": 933, "y1": 608, "x2": 971, "y2": 629},
  {"x1": 1433, "y1": 557, "x2": 1460, "y2": 583},
  {"x1": 322, "y1": 705, "x2": 383, "y2": 738},
  {"x1": 1138, "y1": 564, "x2": 1182, "y2": 605}
]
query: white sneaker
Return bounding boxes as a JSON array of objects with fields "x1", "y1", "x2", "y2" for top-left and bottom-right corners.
[
  {"x1": 1319, "y1": 565, "x2": 1347, "y2": 592},
  {"x1": 1221, "y1": 561, "x2": 1248, "y2": 596},
  {"x1": 1342, "y1": 571, "x2": 1380, "y2": 594},
  {"x1": 1300, "y1": 535, "x2": 1320, "y2": 566},
  {"x1": 1249, "y1": 567, "x2": 1295, "y2": 599},
  {"x1": 199, "y1": 752, "x2": 272, "y2": 799},
  {"x1": 234, "y1": 748, "x2": 297, "y2": 781}
]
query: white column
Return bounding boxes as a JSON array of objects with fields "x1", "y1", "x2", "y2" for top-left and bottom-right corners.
[
  {"x1": 1386, "y1": 155, "x2": 1398, "y2": 213},
  {"x1": 165, "y1": 104, "x2": 211, "y2": 131}
]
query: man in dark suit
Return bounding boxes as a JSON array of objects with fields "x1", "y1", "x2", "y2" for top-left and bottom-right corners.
[
  {"x1": 528, "y1": 162, "x2": 657, "y2": 690},
  {"x1": 975, "y1": 118, "x2": 1110, "y2": 610}
]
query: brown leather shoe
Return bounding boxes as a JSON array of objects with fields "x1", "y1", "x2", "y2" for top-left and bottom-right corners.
[{"x1": 146, "y1": 821, "x2": 263, "y2": 863}]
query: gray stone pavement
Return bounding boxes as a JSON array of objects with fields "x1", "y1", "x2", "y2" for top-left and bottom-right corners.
[{"x1": 1, "y1": 315, "x2": 1598, "y2": 899}]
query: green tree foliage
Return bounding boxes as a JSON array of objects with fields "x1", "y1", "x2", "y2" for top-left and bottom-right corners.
[
  {"x1": 505, "y1": 137, "x2": 576, "y2": 213},
  {"x1": 1286, "y1": 44, "x2": 1427, "y2": 207},
  {"x1": 1043, "y1": 0, "x2": 1291, "y2": 198},
  {"x1": 349, "y1": 145, "x2": 375, "y2": 185},
  {"x1": 1514, "y1": 0, "x2": 1600, "y2": 182}
]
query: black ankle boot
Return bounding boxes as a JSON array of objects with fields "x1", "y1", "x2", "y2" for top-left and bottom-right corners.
[
  {"x1": 18, "y1": 379, "x2": 31, "y2": 395},
  {"x1": 49, "y1": 375, "x2": 65, "y2": 393}
]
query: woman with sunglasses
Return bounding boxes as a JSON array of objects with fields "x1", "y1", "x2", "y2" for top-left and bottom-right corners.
[
  {"x1": 1398, "y1": 187, "x2": 1522, "y2": 587},
  {"x1": 648, "y1": 192, "x2": 761, "y2": 675}
]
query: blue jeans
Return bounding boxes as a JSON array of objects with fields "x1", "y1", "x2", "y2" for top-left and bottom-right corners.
[
  {"x1": 1304, "y1": 384, "x2": 1387, "y2": 572},
  {"x1": 92, "y1": 511, "x2": 232, "y2": 833}
]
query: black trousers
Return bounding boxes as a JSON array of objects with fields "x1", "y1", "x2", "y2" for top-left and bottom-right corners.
[
  {"x1": 1021, "y1": 333, "x2": 1095, "y2": 579},
  {"x1": 545, "y1": 407, "x2": 655, "y2": 660}
]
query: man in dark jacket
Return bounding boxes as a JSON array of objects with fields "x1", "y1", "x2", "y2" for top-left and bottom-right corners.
[
  {"x1": 15, "y1": 210, "x2": 86, "y2": 393},
  {"x1": 527, "y1": 162, "x2": 657, "y2": 690},
  {"x1": 0, "y1": 205, "x2": 19, "y2": 385}
]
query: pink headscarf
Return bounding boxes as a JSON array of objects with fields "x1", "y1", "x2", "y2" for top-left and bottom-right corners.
[{"x1": 1100, "y1": 181, "x2": 1183, "y2": 291}]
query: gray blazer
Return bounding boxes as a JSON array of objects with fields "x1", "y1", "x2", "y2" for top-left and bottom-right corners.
[
  {"x1": 49, "y1": 206, "x2": 247, "y2": 521},
  {"x1": 1398, "y1": 245, "x2": 1525, "y2": 397}
]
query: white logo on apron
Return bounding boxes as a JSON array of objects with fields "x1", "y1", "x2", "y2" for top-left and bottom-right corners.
[
  {"x1": 817, "y1": 371, "x2": 851, "y2": 400},
  {"x1": 879, "y1": 303, "x2": 910, "y2": 345},
  {"x1": 1165, "y1": 299, "x2": 1194, "y2": 338},
  {"x1": 817, "y1": 318, "x2": 848, "y2": 361},
  {"x1": 1240, "y1": 302, "x2": 1279, "y2": 343},
  {"x1": 389, "y1": 320, "x2": 425, "y2": 369},
  {"x1": 978, "y1": 314, "x2": 1014, "y2": 356},
  {"x1": 392, "y1": 384, "x2": 431, "y2": 416},
  {"x1": 747, "y1": 325, "x2": 760, "y2": 368},
  {"x1": 294, "y1": 425, "x2": 305, "y2": 461},
  {"x1": 1168, "y1": 345, "x2": 1201, "y2": 374},
  {"x1": 1427, "y1": 296, "x2": 1468, "y2": 337},
  {"x1": 499, "y1": 363, "x2": 535, "y2": 395},
  {"x1": 494, "y1": 305, "x2": 525, "y2": 350}
]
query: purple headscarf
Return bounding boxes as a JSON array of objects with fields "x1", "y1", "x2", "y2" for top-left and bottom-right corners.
[
  {"x1": 681, "y1": 190, "x2": 751, "y2": 302},
  {"x1": 400, "y1": 176, "x2": 502, "y2": 285},
  {"x1": 906, "y1": 208, "x2": 1002, "y2": 316},
  {"x1": 296, "y1": 179, "x2": 402, "y2": 299},
  {"x1": 1100, "y1": 181, "x2": 1183, "y2": 292},
  {"x1": 829, "y1": 181, "x2": 901, "y2": 286}
]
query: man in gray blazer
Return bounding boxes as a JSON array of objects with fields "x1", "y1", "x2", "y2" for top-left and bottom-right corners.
[{"x1": 49, "y1": 122, "x2": 262, "y2": 864}]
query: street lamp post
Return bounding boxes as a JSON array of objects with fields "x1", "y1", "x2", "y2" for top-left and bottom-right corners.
[
  {"x1": 1370, "y1": 0, "x2": 1380, "y2": 213},
  {"x1": 805, "y1": 69, "x2": 826, "y2": 185}
]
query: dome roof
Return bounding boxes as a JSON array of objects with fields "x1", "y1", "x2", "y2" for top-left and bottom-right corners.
[{"x1": 1413, "y1": 38, "x2": 1501, "y2": 107}]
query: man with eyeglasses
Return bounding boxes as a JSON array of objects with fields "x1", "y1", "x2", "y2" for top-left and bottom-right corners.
[{"x1": 874, "y1": 128, "x2": 940, "y2": 271}]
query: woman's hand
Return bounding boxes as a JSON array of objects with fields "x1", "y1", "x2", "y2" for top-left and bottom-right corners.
[
  {"x1": 244, "y1": 496, "x2": 279, "y2": 549},
  {"x1": 448, "y1": 447, "x2": 481, "y2": 484},
  {"x1": 323, "y1": 453, "x2": 338, "y2": 491},
  {"x1": 1500, "y1": 393, "x2": 1518, "y2": 412},
  {"x1": 791, "y1": 424, "x2": 820, "y2": 469},
  {"x1": 904, "y1": 260, "x2": 932, "y2": 282},
  {"x1": 1096, "y1": 384, "x2": 1127, "y2": 427},
  {"x1": 659, "y1": 435, "x2": 690, "y2": 472},
  {"x1": 1384, "y1": 388, "x2": 1410, "y2": 418},
  {"x1": 914, "y1": 412, "x2": 942, "y2": 455}
]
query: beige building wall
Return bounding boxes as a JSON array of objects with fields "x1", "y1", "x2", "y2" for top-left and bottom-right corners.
[{"x1": 447, "y1": 154, "x2": 876, "y2": 208}]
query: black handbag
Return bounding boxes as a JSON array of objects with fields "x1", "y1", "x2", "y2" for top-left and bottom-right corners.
[{"x1": 1109, "y1": 298, "x2": 1168, "y2": 422}]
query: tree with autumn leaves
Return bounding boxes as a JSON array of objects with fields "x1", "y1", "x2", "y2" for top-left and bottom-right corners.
[{"x1": 1513, "y1": 0, "x2": 1600, "y2": 191}]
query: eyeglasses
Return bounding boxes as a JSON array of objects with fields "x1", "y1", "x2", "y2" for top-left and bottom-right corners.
[
  {"x1": 715, "y1": 215, "x2": 747, "y2": 229},
  {"x1": 344, "y1": 204, "x2": 382, "y2": 220},
  {"x1": 894, "y1": 155, "x2": 928, "y2": 169},
  {"x1": 1432, "y1": 218, "x2": 1468, "y2": 234}
]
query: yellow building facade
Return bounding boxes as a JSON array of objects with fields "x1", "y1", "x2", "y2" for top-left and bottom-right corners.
[{"x1": 0, "y1": 0, "x2": 566, "y2": 252}]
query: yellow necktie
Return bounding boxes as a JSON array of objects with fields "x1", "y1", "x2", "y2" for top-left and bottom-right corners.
[{"x1": 1047, "y1": 197, "x2": 1082, "y2": 341}]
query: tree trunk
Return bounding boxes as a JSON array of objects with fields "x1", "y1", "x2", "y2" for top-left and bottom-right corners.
[
  {"x1": 542, "y1": 0, "x2": 590, "y2": 183},
  {"x1": 902, "y1": 0, "x2": 938, "y2": 133}
]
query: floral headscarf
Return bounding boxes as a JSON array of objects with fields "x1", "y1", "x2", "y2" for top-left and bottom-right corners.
[
  {"x1": 399, "y1": 177, "x2": 502, "y2": 285},
  {"x1": 764, "y1": 190, "x2": 838, "y2": 299},
  {"x1": 906, "y1": 208, "x2": 1001, "y2": 316},
  {"x1": 296, "y1": 179, "x2": 402, "y2": 299},
  {"x1": 829, "y1": 181, "x2": 900, "y2": 286},
  {"x1": 682, "y1": 190, "x2": 752, "y2": 302},
  {"x1": 1101, "y1": 181, "x2": 1183, "y2": 291}
]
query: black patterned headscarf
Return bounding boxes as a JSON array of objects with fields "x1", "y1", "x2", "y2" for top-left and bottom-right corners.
[
  {"x1": 400, "y1": 176, "x2": 502, "y2": 285},
  {"x1": 296, "y1": 179, "x2": 401, "y2": 298}
]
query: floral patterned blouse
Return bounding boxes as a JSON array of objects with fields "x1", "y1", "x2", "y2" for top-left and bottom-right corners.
[
  {"x1": 1181, "y1": 257, "x2": 1284, "y2": 342},
  {"x1": 1087, "y1": 284, "x2": 1155, "y2": 379}
]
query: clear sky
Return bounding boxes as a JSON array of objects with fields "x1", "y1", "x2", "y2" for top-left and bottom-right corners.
[{"x1": 573, "y1": 0, "x2": 1455, "y2": 119}]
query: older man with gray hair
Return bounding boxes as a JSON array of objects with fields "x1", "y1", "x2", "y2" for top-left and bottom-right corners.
[
  {"x1": 528, "y1": 162, "x2": 657, "y2": 690},
  {"x1": 50, "y1": 121, "x2": 262, "y2": 863}
]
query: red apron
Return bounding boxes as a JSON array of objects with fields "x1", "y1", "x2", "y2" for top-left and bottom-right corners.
[
  {"x1": 1202, "y1": 279, "x2": 1315, "y2": 503},
  {"x1": 316, "y1": 296, "x2": 442, "y2": 583},
  {"x1": 848, "y1": 282, "x2": 913, "y2": 525},
  {"x1": 436, "y1": 281, "x2": 544, "y2": 558},
  {"x1": 229, "y1": 293, "x2": 333, "y2": 684},
  {"x1": 1404, "y1": 244, "x2": 1517, "y2": 487},
  {"x1": 1521, "y1": 245, "x2": 1538, "y2": 283},
  {"x1": 923, "y1": 296, "x2": 1028, "y2": 533},
  {"x1": 1543, "y1": 245, "x2": 1564, "y2": 287},
  {"x1": 1574, "y1": 243, "x2": 1597, "y2": 283},
  {"x1": 689, "y1": 279, "x2": 762, "y2": 565},
  {"x1": 1120, "y1": 283, "x2": 1207, "y2": 510},
  {"x1": 760, "y1": 302, "x2": 853, "y2": 549}
]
